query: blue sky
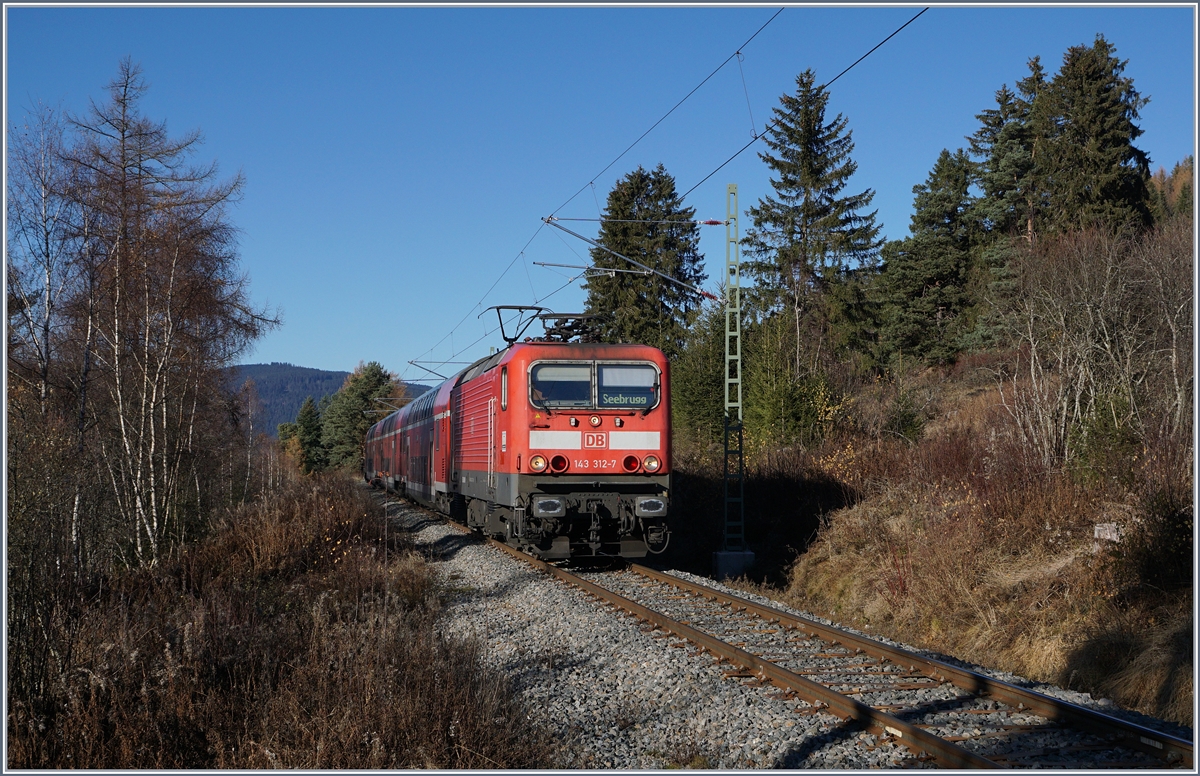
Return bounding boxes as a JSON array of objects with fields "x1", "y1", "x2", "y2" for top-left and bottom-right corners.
[{"x1": 6, "y1": 5, "x2": 1196, "y2": 382}]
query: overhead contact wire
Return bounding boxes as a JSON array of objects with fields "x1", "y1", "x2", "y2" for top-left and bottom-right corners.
[
  {"x1": 549, "y1": 7, "x2": 784, "y2": 216},
  {"x1": 682, "y1": 6, "x2": 929, "y2": 200},
  {"x1": 410, "y1": 8, "x2": 791, "y2": 378},
  {"x1": 412, "y1": 221, "x2": 547, "y2": 372}
]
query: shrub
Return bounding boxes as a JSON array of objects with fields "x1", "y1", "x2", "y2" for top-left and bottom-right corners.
[{"x1": 7, "y1": 475, "x2": 551, "y2": 768}]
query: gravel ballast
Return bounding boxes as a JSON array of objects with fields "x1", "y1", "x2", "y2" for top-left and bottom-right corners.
[{"x1": 387, "y1": 498, "x2": 1190, "y2": 768}]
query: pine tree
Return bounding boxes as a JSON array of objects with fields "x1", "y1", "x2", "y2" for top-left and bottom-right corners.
[
  {"x1": 743, "y1": 69, "x2": 882, "y2": 375},
  {"x1": 878, "y1": 149, "x2": 978, "y2": 365},
  {"x1": 582, "y1": 164, "x2": 706, "y2": 359},
  {"x1": 321, "y1": 361, "x2": 398, "y2": 470}
]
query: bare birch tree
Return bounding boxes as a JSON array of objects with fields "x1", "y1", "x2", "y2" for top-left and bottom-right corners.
[
  {"x1": 63, "y1": 58, "x2": 275, "y2": 565},
  {"x1": 6, "y1": 104, "x2": 78, "y2": 415}
]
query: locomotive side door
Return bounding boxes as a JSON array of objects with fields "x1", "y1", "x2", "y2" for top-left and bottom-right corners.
[{"x1": 487, "y1": 396, "x2": 497, "y2": 492}]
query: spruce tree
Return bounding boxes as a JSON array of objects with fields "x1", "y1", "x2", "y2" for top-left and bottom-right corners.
[
  {"x1": 295, "y1": 396, "x2": 325, "y2": 473},
  {"x1": 582, "y1": 164, "x2": 706, "y2": 359},
  {"x1": 878, "y1": 149, "x2": 977, "y2": 365},
  {"x1": 968, "y1": 58, "x2": 1053, "y2": 242},
  {"x1": 974, "y1": 40, "x2": 1151, "y2": 239},
  {"x1": 1014, "y1": 56, "x2": 1053, "y2": 241},
  {"x1": 969, "y1": 84, "x2": 1034, "y2": 236},
  {"x1": 743, "y1": 69, "x2": 882, "y2": 375},
  {"x1": 1039, "y1": 35, "x2": 1152, "y2": 231}
]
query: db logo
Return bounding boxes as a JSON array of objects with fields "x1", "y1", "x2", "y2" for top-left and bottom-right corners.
[{"x1": 584, "y1": 432, "x2": 608, "y2": 449}]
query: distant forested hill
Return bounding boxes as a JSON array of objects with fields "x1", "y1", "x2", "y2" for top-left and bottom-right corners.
[{"x1": 227, "y1": 363, "x2": 428, "y2": 437}]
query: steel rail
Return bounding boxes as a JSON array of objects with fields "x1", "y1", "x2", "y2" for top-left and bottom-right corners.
[
  {"x1": 401, "y1": 498, "x2": 1190, "y2": 769},
  {"x1": 630, "y1": 563, "x2": 1194, "y2": 768},
  {"x1": 483, "y1": 538, "x2": 1000, "y2": 769}
]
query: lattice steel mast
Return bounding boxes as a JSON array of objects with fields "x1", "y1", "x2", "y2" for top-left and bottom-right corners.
[{"x1": 722, "y1": 184, "x2": 745, "y2": 554}]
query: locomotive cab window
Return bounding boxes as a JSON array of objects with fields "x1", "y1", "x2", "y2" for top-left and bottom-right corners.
[
  {"x1": 530, "y1": 364, "x2": 591, "y2": 408},
  {"x1": 598, "y1": 364, "x2": 658, "y2": 409}
]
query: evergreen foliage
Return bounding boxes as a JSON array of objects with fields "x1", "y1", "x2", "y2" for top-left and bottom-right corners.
[
  {"x1": 741, "y1": 68, "x2": 882, "y2": 396},
  {"x1": 670, "y1": 298, "x2": 726, "y2": 449},
  {"x1": 664, "y1": 38, "x2": 1176, "y2": 460},
  {"x1": 743, "y1": 69, "x2": 882, "y2": 317},
  {"x1": 743, "y1": 315, "x2": 838, "y2": 449},
  {"x1": 321, "y1": 361, "x2": 399, "y2": 470},
  {"x1": 582, "y1": 164, "x2": 706, "y2": 358},
  {"x1": 1039, "y1": 36, "x2": 1152, "y2": 232},
  {"x1": 721, "y1": 69, "x2": 879, "y2": 448},
  {"x1": 969, "y1": 84, "x2": 1035, "y2": 236},
  {"x1": 877, "y1": 149, "x2": 978, "y2": 365},
  {"x1": 295, "y1": 396, "x2": 325, "y2": 474},
  {"x1": 231, "y1": 363, "x2": 350, "y2": 436},
  {"x1": 955, "y1": 237, "x2": 1022, "y2": 353},
  {"x1": 1031, "y1": 37, "x2": 1151, "y2": 231},
  {"x1": 968, "y1": 37, "x2": 1152, "y2": 242}
]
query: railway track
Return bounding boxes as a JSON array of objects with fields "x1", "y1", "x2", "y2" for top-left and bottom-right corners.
[
  {"x1": 473, "y1": 537, "x2": 1192, "y2": 769},
  {"x1": 387, "y1": 494, "x2": 1192, "y2": 769}
]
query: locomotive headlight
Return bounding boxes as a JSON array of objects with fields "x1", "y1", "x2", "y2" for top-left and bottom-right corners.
[
  {"x1": 643, "y1": 455, "x2": 661, "y2": 473},
  {"x1": 589, "y1": 415, "x2": 602, "y2": 427},
  {"x1": 529, "y1": 454, "x2": 548, "y2": 472}
]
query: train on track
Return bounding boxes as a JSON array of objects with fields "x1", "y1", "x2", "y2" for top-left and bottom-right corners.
[{"x1": 364, "y1": 314, "x2": 671, "y2": 559}]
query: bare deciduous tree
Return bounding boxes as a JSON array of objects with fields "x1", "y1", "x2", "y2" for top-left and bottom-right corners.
[
  {"x1": 7, "y1": 104, "x2": 78, "y2": 414},
  {"x1": 59, "y1": 58, "x2": 275, "y2": 565},
  {"x1": 997, "y1": 223, "x2": 1192, "y2": 468}
]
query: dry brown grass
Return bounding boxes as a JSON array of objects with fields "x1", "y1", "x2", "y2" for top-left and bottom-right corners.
[
  {"x1": 781, "y1": 366, "x2": 1193, "y2": 727},
  {"x1": 7, "y1": 474, "x2": 552, "y2": 768}
]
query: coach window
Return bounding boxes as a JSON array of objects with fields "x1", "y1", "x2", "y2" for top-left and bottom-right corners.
[
  {"x1": 530, "y1": 363, "x2": 592, "y2": 408},
  {"x1": 501, "y1": 367, "x2": 508, "y2": 411}
]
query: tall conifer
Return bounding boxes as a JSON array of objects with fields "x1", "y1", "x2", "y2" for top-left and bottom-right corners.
[
  {"x1": 878, "y1": 149, "x2": 978, "y2": 365},
  {"x1": 295, "y1": 396, "x2": 325, "y2": 474},
  {"x1": 969, "y1": 84, "x2": 1034, "y2": 236},
  {"x1": 743, "y1": 69, "x2": 882, "y2": 374},
  {"x1": 1039, "y1": 36, "x2": 1152, "y2": 231},
  {"x1": 969, "y1": 40, "x2": 1152, "y2": 240},
  {"x1": 582, "y1": 164, "x2": 705, "y2": 358},
  {"x1": 321, "y1": 361, "x2": 398, "y2": 470}
]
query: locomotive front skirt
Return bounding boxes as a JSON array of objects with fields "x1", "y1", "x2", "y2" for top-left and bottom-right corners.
[{"x1": 364, "y1": 341, "x2": 671, "y2": 559}]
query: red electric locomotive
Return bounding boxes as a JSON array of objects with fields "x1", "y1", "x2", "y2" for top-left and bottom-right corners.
[{"x1": 364, "y1": 313, "x2": 671, "y2": 559}]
